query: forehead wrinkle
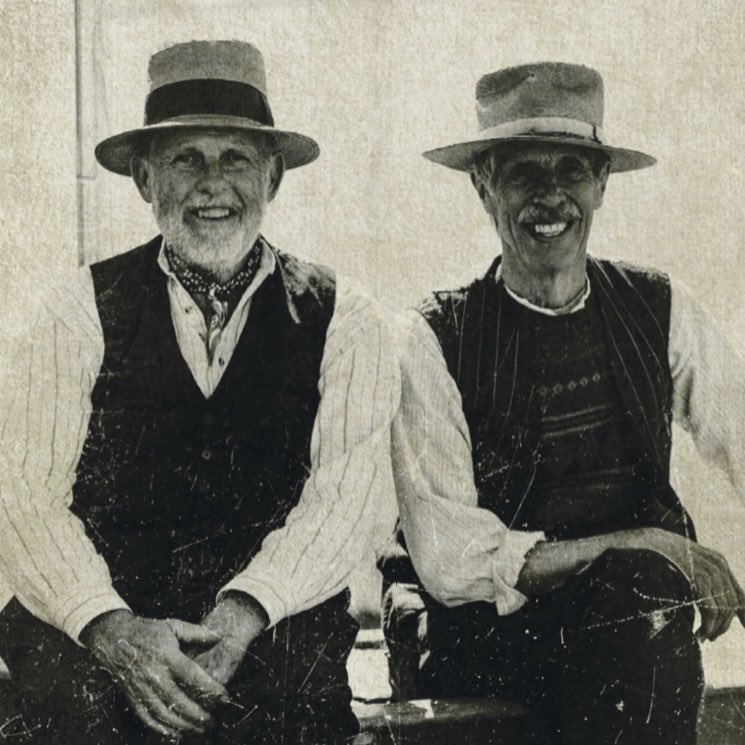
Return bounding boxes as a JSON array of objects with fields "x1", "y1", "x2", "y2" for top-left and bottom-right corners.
[{"x1": 148, "y1": 128, "x2": 269, "y2": 163}]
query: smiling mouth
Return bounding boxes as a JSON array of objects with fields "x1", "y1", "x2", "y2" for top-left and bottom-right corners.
[
  {"x1": 190, "y1": 207, "x2": 239, "y2": 221},
  {"x1": 522, "y1": 221, "x2": 573, "y2": 239}
]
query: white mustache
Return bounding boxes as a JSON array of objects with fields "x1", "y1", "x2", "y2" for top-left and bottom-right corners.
[{"x1": 517, "y1": 203, "x2": 581, "y2": 224}]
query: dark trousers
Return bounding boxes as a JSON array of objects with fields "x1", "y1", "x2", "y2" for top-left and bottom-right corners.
[
  {"x1": 385, "y1": 548, "x2": 704, "y2": 745},
  {"x1": 0, "y1": 599, "x2": 359, "y2": 744}
]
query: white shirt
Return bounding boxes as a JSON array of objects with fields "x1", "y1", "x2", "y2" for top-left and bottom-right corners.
[
  {"x1": 0, "y1": 242, "x2": 400, "y2": 643},
  {"x1": 393, "y1": 272, "x2": 745, "y2": 615}
]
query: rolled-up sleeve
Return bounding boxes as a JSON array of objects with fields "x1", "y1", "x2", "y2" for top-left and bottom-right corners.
[
  {"x1": 393, "y1": 310, "x2": 543, "y2": 616},
  {"x1": 219, "y1": 279, "x2": 401, "y2": 626}
]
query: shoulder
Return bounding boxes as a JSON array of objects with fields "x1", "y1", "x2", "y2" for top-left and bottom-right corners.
[
  {"x1": 591, "y1": 257, "x2": 671, "y2": 294},
  {"x1": 273, "y1": 246, "x2": 336, "y2": 312},
  {"x1": 89, "y1": 236, "x2": 161, "y2": 295},
  {"x1": 416, "y1": 268, "x2": 489, "y2": 346}
]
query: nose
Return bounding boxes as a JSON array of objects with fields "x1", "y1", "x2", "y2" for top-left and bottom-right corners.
[
  {"x1": 532, "y1": 175, "x2": 564, "y2": 207},
  {"x1": 195, "y1": 159, "x2": 229, "y2": 195}
]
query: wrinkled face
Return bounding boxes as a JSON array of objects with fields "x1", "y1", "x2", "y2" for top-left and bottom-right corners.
[
  {"x1": 131, "y1": 128, "x2": 283, "y2": 274},
  {"x1": 473, "y1": 142, "x2": 610, "y2": 277}
]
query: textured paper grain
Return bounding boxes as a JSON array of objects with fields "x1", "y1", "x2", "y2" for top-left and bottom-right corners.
[{"x1": 2, "y1": 0, "x2": 745, "y2": 701}]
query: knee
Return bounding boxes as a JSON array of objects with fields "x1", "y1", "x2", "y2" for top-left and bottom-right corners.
[
  {"x1": 589, "y1": 547, "x2": 693, "y2": 605},
  {"x1": 565, "y1": 548, "x2": 695, "y2": 633}
]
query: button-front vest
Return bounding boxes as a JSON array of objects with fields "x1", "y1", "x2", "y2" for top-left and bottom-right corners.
[{"x1": 73, "y1": 236, "x2": 349, "y2": 623}]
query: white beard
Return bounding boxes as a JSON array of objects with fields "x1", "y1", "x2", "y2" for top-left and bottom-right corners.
[{"x1": 153, "y1": 195, "x2": 260, "y2": 281}]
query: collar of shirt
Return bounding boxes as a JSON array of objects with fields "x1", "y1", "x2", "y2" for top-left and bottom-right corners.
[
  {"x1": 156, "y1": 236, "x2": 277, "y2": 398},
  {"x1": 156, "y1": 236, "x2": 277, "y2": 315},
  {"x1": 495, "y1": 263, "x2": 591, "y2": 316}
]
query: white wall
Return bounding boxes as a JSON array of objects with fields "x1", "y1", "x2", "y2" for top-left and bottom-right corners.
[{"x1": 3, "y1": 0, "x2": 745, "y2": 686}]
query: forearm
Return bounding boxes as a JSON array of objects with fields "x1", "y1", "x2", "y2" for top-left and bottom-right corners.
[
  {"x1": 0, "y1": 486, "x2": 130, "y2": 641},
  {"x1": 0, "y1": 293, "x2": 126, "y2": 642},
  {"x1": 516, "y1": 528, "x2": 684, "y2": 597}
]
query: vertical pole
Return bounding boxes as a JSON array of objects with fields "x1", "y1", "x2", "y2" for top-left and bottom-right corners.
[{"x1": 74, "y1": 0, "x2": 85, "y2": 266}]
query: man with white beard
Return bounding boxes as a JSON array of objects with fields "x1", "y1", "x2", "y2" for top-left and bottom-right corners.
[{"x1": 0, "y1": 40, "x2": 397, "y2": 744}]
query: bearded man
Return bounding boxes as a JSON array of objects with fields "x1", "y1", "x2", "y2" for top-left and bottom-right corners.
[
  {"x1": 0, "y1": 40, "x2": 397, "y2": 744},
  {"x1": 380, "y1": 62, "x2": 745, "y2": 745}
]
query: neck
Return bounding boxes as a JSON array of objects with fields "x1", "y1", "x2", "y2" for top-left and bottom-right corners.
[
  {"x1": 500, "y1": 253, "x2": 587, "y2": 310},
  {"x1": 169, "y1": 232, "x2": 261, "y2": 284}
]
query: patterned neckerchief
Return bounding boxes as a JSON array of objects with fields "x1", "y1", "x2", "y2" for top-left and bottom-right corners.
[
  {"x1": 165, "y1": 240, "x2": 264, "y2": 302},
  {"x1": 165, "y1": 240, "x2": 264, "y2": 360}
]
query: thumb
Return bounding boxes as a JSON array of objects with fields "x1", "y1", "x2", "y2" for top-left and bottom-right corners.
[{"x1": 166, "y1": 618, "x2": 221, "y2": 648}]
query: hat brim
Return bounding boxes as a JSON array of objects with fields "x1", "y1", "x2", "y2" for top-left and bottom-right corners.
[
  {"x1": 423, "y1": 135, "x2": 656, "y2": 173},
  {"x1": 95, "y1": 115, "x2": 320, "y2": 175}
]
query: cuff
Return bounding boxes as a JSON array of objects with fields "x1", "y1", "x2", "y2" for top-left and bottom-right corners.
[
  {"x1": 60, "y1": 589, "x2": 131, "y2": 646},
  {"x1": 218, "y1": 571, "x2": 293, "y2": 629},
  {"x1": 491, "y1": 529, "x2": 545, "y2": 616}
]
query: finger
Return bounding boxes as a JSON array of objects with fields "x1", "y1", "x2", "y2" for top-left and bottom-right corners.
[
  {"x1": 171, "y1": 653, "x2": 232, "y2": 706},
  {"x1": 732, "y1": 575, "x2": 745, "y2": 614},
  {"x1": 145, "y1": 684, "x2": 207, "y2": 735},
  {"x1": 167, "y1": 619, "x2": 221, "y2": 648},
  {"x1": 710, "y1": 567, "x2": 740, "y2": 639},
  {"x1": 131, "y1": 697, "x2": 183, "y2": 740},
  {"x1": 147, "y1": 669, "x2": 215, "y2": 729},
  {"x1": 696, "y1": 598, "x2": 718, "y2": 642},
  {"x1": 702, "y1": 566, "x2": 738, "y2": 640}
]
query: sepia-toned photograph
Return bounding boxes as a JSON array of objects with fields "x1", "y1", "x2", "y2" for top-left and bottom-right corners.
[{"x1": 1, "y1": 1, "x2": 744, "y2": 742}]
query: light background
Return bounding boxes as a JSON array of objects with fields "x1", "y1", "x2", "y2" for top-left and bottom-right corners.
[{"x1": 2, "y1": 0, "x2": 745, "y2": 688}]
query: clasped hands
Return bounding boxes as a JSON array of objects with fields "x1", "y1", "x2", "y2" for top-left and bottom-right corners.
[{"x1": 81, "y1": 592, "x2": 268, "y2": 740}]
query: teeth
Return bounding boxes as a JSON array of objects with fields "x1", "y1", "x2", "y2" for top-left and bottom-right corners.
[
  {"x1": 196, "y1": 207, "x2": 232, "y2": 219},
  {"x1": 533, "y1": 222, "x2": 568, "y2": 237}
]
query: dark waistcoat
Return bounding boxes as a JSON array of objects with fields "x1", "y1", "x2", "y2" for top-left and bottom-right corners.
[
  {"x1": 417, "y1": 255, "x2": 694, "y2": 541},
  {"x1": 379, "y1": 256, "x2": 694, "y2": 598},
  {"x1": 72, "y1": 236, "x2": 348, "y2": 623}
]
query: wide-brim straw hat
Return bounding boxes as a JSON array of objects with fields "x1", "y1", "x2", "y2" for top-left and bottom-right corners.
[
  {"x1": 95, "y1": 40, "x2": 319, "y2": 175},
  {"x1": 423, "y1": 62, "x2": 655, "y2": 174}
]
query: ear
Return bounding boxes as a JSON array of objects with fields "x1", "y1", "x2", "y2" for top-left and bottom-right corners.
[
  {"x1": 266, "y1": 153, "x2": 285, "y2": 202},
  {"x1": 593, "y1": 160, "x2": 611, "y2": 208},
  {"x1": 131, "y1": 156, "x2": 154, "y2": 203},
  {"x1": 470, "y1": 170, "x2": 493, "y2": 214}
]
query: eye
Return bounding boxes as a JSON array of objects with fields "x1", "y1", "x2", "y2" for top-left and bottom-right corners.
[
  {"x1": 171, "y1": 151, "x2": 201, "y2": 170},
  {"x1": 504, "y1": 163, "x2": 543, "y2": 187},
  {"x1": 558, "y1": 159, "x2": 592, "y2": 182},
  {"x1": 222, "y1": 150, "x2": 257, "y2": 170}
]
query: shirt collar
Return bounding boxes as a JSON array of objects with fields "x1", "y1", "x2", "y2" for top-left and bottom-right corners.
[
  {"x1": 494, "y1": 263, "x2": 591, "y2": 316},
  {"x1": 156, "y1": 235, "x2": 303, "y2": 322}
]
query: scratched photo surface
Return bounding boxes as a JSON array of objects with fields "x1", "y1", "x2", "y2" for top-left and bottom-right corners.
[{"x1": 1, "y1": 0, "x2": 745, "y2": 743}]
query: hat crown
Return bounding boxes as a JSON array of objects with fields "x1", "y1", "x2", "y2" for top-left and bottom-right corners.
[
  {"x1": 475, "y1": 62, "x2": 604, "y2": 132},
  {"x1": 148, "y1": 40, "x2": 268, "y2": 95}
]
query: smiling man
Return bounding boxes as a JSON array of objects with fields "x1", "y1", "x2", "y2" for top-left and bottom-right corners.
[
  {"x1": 380, "y1": 62, "x2": 745, "y2": 744},
  {"x1": 0, "y1": 41, "x2": 398, "y2": 744}
]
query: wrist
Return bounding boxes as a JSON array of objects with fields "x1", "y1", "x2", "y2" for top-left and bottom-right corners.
[
  {"x1": 213, "y1": 592, "x2": 268, "y2": 643},
  {"x1": 79, "y1": 608, "x2": 133, "y2": 649}
]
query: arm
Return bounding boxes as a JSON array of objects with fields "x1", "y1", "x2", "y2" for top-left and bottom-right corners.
[
  {"x1": 0, "y1": 273, "x2": 129, "y2": 640},
  {"x1": 0, "y1": 272, "x2": 227, "y2": 737},
  {"x1": 196, "y1": 280, "x2": 401, "y2": 681},
  {"x1": 392, "y1": 310, "x2": 544, "y2": 615},
  {"x1": 395, "y1": 308, "x2": 745, "y2": 640},
  {"x1": 669, "y1": 281, "x2": 745, "y2": 494},
  {"x1": 517, "y1": 526, "x2": 745, "y2": 641}
]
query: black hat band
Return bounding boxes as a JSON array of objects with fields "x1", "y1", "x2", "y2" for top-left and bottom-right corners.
[{"x1": 145, "y1": 78, "x2": 274, "y2": 127}]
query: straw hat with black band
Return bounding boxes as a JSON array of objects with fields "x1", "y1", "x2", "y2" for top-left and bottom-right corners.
[
  {"x1": 423, "y1": 62, "x2": 655, "y2": 174},
  {"x1": 95, "y1": 40, "x2": 319, "y2": 176}
]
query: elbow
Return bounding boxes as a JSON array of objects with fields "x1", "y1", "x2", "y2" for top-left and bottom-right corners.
[{"x1": 411, "y1": 560, "x2": 464, "y2": 608}]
